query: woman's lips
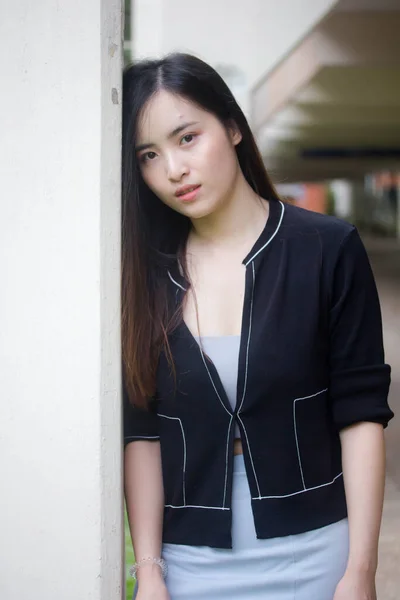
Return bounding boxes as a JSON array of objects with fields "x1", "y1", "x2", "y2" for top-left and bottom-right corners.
[{"x1": 175, "y1": 185, "x2": 201, "y2": 203}]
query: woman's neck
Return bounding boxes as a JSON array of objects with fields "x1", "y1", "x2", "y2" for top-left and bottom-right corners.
[{"x1": 187, "y1": 173, "x2": 269, "y2": 253}]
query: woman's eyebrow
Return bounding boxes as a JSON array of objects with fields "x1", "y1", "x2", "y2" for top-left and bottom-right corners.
[{"x1": 135, "y1": 121, "x2": 199, "y2": 153}]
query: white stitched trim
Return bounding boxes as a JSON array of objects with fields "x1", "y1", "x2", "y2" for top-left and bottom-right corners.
[
  {"x1": 237, "y1": 261, "x2": 255, "y2": 414},
  {"x1": 294, "y1": 403, "x2": 306, "y2": 490},
  {"x1": 244, "y1": 200, "x2": 285, "y2": 266},
  {"x1": 159, "y1": 413, "x2": 232, "y2": 511},
  {"x1": 124, "y1": 436, "x2": 160, "y2": 440},
  {"x1": 223, "y1": 416, "x2": 233, "y2": 508},
  {"x1": 252, "y1": 472, "x2": 343, "y2": 500},
  {"x1": 237, "y1": 415, "x2": 262, "y2": 498},
  {"x1": 167, "y1": 270, "x2": 187, "y2": 292},
  {"x1": 196, "y1": 350, "x2": 232, "y2": 507},
  {"x1": 293, "y1": 387, "x2": 328, "y2": 491},
  {"x1": 236, "y1": 262, "x2": 262, "y2": 498},
  {"x1": 164, "y1": 277, "x2": 233, "y2": 511},
  {"x1": 158, "y1": 414, "x2": 186, "y2": 506},
  {"x1": 294, "y1": 388, "x2": 328, "y2": 403},
  {"x1": 193, "y1": 265, "x2": 243, "y2": 505},
  {"x1": 165, "y1": 505, "x2": 230, "y2": 510}
]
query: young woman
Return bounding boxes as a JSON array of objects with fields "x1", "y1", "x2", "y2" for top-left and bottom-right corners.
[{"x1": 122, "y1": 53, "x2": 393, "y2": 600}]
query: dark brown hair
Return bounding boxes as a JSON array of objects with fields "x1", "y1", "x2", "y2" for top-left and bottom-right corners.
[{"x1": 122, "y1": 52, "x2": 280, "y2": 409}]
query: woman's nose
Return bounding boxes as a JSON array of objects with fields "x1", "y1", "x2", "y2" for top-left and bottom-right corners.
[{"x1": 165, "y1": 154, "x2": 189, "y2": 182}]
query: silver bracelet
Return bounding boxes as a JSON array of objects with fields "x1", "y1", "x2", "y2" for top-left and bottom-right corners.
[{"x1": 129, "y1": 556, "x2": 168, "y2": 580}]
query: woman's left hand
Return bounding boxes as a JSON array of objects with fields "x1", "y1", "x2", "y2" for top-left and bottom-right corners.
[{"x1": 333, "y1": 568, "x2": 377, "y2": 600}]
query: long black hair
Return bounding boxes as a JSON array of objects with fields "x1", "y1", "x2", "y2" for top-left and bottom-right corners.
[{"x1": 122, "y1": 52, "x2": 280, "y2": 409}]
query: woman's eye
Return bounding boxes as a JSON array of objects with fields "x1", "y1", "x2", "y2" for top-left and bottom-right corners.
[
  {"x1": 140, "y1": 151, "x2": 157, "y2": 163},
  {"x1": 181, "y1": 134, "x2": 195, "y2": 145}
]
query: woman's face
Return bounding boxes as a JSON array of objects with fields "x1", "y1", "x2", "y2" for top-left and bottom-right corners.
[{"x1": 136, "y1": 90, "x2": 242, "y2": 219}]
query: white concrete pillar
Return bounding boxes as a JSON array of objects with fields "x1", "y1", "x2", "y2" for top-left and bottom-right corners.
[
  {"x1": 0, "y1": 2, "x2": 123, "y2": 599},
  {"x1": 133, "y1": 0, "x2": 339, "y2": 120},
  {"x1": 330, "y1": 180, "x2": 353, "y2": 219},
  {"x1": 133, "y1": 0, "x2": 164, "y2": 60}
]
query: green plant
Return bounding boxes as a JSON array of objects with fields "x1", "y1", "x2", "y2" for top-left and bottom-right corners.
[
  {"x1": 125, "y1": 509, "x2": 135, "y2": 599},
  {"x1": 325, "y1": 186, "x2": 336, "y2": 216}
]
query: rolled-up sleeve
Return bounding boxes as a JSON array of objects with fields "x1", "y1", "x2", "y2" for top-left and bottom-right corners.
[
  {"x1": 329, "y1": 227, "x2": 393, "y2": 431},
  {"x1": 123, "y1": 383, "x2": 160, "y2": 446}
]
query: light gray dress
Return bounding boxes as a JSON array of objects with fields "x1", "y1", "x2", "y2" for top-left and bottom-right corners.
[{"x1": 134, "y1": 335, "x2": 349, "y2": 599}]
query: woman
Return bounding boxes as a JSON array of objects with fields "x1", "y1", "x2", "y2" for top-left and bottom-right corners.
[{"x1": 122, "y1": 53, "x2": 393, "y2": 600}]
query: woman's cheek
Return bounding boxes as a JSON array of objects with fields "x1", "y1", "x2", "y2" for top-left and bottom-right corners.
[
  {"x1": 142, "y1": 166, "x2": 162, "y2": 196},
  {"x1": 201, "y1": 136, "x2": 229, "y2": 175}
]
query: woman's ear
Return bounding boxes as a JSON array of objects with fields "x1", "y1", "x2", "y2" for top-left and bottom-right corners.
[{"x1": 228, "y1": 121, "x2": 242, "y2": 146}]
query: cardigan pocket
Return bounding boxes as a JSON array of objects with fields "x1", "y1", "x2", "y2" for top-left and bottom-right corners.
[
  {"x1": 293, "y1": 388, "x2": 339, "y2": 491},
  {"x1": 158, "y1": 414, "x2": 186, "y2": 507}
]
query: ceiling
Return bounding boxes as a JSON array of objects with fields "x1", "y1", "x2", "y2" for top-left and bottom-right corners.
[
  {"x1": 254, "y1": 11, "x2": 400, "y2": 182},
  {"x1": 336, "y1": 0, "x2": 400, "y2": 11}
]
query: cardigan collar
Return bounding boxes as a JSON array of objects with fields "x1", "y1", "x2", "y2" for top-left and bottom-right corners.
[{"x1": 167, "y1": 199, "x2": 285, "y2": 292}]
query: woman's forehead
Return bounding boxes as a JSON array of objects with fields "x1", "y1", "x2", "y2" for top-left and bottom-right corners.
[{"x1": 137, "y1": 91, "x2": 206, "y2": 143}]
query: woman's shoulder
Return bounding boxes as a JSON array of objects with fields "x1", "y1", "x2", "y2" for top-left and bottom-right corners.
[{"x1": 280, "y1": 200, "x2": 355, "y2": 248}]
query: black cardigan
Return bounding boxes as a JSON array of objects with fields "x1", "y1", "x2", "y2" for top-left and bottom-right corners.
[{"x1": 124, "y1": 199, "x2": 393, "y2": 549}]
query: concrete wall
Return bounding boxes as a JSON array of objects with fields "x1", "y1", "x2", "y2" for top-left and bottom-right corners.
[{"x1": 0, "y1": 1, "x2": 124, "y2": 598}]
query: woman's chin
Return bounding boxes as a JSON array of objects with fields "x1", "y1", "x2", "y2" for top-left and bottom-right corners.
[{"x1": 177, "y1": 198, "x2": 221, "y2": 221}]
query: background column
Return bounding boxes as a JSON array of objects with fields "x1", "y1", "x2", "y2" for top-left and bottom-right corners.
[{"x1": 0, "y1": 1, "x2": 124, "y2": 598}]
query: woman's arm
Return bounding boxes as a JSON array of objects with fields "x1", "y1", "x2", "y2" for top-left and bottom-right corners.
[
  {"x1": 333, "y1": 421, "x2": 386, "y2": 599},
  {"x1": 327, "y1": 228, "x2": 393, "y2": 599},
  {"x1": 124, "y1": 440, "x2": 169, "y2": 595},
  {"x1": 340, "y1": 421, "x2": 386, "y2": 575}
]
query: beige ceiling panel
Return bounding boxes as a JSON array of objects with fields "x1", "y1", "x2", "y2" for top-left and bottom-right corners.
[{"x1": 252, "y1": 13, "x2": 400, "y2": 130}]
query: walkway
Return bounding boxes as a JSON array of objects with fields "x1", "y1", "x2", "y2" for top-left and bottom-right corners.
[{"x1": 365, "y1": 238, "x2": 400, "y2": 600}]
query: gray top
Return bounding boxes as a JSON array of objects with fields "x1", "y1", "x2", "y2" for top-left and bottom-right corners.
[{"x1": 195, "y1": 335, "x2": 241, "y2": 439}]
